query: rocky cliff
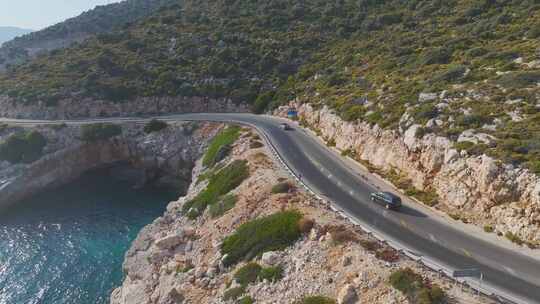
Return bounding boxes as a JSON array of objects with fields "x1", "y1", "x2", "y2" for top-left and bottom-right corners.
[
  {"x1": 0, "y1": 121, "x2": 220, "y2": 210},
  {"x1": 0, "y1": 95, "x2": 249, "y2": 119},
  {"x1": 111, "y1": 126, "x2": 489, "y2": 304},
  {"x1": 277, "y1": 103, "x2": 540, "y2": 246}
]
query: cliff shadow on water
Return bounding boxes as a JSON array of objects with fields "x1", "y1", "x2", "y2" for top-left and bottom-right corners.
[{"x1": 0, "y1": 165, "x2": 180, "y2": 304}]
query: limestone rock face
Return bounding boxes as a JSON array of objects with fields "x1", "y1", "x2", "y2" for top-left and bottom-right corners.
[
  {"x1": 261, "y1": 251, "x2": 281, "y2": 266},
  {"x1": 419, "y1": 92, "x2": 438, "y2": 103},
  {"x1": 282, "y1": 102, "x2": 540, "y2": 243},
  {"x1": 155, "y1": 234, "x2": 184, "y2": 250},
  {"x1": 0, "y1": 122, "x2": 220, "y2": 211},
  {"x1": 0, "y1": 94, "x2": 249, "y2": 120}
]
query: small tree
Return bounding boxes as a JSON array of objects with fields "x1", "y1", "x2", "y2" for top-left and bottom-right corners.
[
  {"x1": 0, "y1": 131, "x2": 47, "y2": 164},
  {"x1": 144, "y1": 119, "x2": 168, "y2": 134}
]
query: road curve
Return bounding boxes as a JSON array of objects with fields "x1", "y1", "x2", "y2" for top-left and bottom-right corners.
[{"x1": 2, "y1": 113, "x2": 540, "y2": 304}]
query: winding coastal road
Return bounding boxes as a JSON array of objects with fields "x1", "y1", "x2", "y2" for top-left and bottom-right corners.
[{"x1": 3, "y1": 113, "x2": 540, "y2": 304}]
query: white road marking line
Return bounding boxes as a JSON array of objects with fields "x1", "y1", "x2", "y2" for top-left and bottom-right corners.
[{"x1": 503, "y1": 266, "x2": 517, "y2": 276}]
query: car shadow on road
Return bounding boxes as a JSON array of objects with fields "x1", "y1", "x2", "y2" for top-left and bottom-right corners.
[{"x1": 398, "y1": 205, "x2": 428, "y2": 218}]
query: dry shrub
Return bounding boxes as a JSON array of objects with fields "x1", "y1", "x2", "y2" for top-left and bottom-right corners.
[
  {"x1": 250, "y1": 141, "x2": 264, "y2": 149},
  {"x1": 375, "y1": 248, "x2": 400, "y2": 262},
  {"x1": 323, "y1": 225, "x2": 359, "y2": 244},
  {"x1": 298, "y1": 218, "x2": 315, "y2": 234},
  {"x1": 359, "y1": 239, "x2": 382, "y2": 252}
]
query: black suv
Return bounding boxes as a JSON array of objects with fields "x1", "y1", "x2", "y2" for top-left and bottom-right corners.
[{"x1": 370, "y1": 191, "x2": 402, "y2": 210}]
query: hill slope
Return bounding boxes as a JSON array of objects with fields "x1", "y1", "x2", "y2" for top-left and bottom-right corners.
[
  {"x1": 1, "y1": 0, "x2": 540, "y2": 172},
  {"x1": 0, "y1": 0, "x2": 177, "y2": 70},
  {"x1": 0, "y1": 27, "x2": 33, "y2": 45}
]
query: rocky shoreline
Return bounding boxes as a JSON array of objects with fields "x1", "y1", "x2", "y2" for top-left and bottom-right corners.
[
  {"x1": 0, "y1": 121, "x2": 221, "y2": 211},
  {"x1": 276, "y1": 102, "x2": 540, "y2": 246}
]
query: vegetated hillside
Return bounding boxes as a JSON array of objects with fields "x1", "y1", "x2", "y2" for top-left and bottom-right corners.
[
  {"x1": 0, "y1": 0, "x2": 178, "y2": 69},
  {"x1": 1, "y1": 0, "x2": 540, "y2": 172},
  {"x1": 0, "y1": 27, "x2": 33, "y2": 45}
]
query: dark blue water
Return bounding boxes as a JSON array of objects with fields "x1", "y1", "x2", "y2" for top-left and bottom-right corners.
[{"x1": 0, "y1": 170, "x2": 176, "y2": 304}]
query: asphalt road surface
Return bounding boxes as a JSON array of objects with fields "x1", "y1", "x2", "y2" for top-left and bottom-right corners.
[{"x1": 2, "y1": 113, "x2": 540, "y2": 304}]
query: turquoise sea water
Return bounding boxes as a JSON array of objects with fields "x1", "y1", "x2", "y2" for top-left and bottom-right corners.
[{"x1": 0, "y1": 170, "x2": 176, "y2": 304}]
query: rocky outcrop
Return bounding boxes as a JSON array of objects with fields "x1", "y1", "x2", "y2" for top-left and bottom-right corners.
[
  {"x1": 111, "y1": 127, "x2": 490, "y2": 304},
  {"x1": 278, "y1": 103, "x2": 540, "y2": 244},
  {"x1": 0, "y1": 122, "x2": 221, "y2": 210},
  {"x1": 0, "y1": 95, "x2": 249, "y2": 119}
]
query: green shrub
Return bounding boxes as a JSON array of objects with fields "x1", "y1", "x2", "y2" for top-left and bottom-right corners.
[
  {"x1": 359, "y1": 239, "x2": 381, "y2": 252},
  {"x1": 271, "y1": 182, "x2": 291, "y2": 194},
  {"x1": 453, "y1": 141, "x2": 488, "y2": 156},
  {"x1": 223, "y1": 286, "x2": 246, "y2": 301},
  {"x1": 294, "y1": 296, "x2": 336, "y2": 304},
  {"x1": 433, "y1": 64, "x2": 467, "y2": 83},
  {"x1": 234, "y1": 263, "x2": 262, "y2": 285},
  {"x1": 389, "y1": 268, "x2": 445, "y2": 304},
  {"x1": 526, "y1": 161, "x2": 540, "y2": 174},
  {"x1": 250, "y1": 141, "x2": 264, "y2": 149},
  {"x1": 176, "y1": 263, "x2": 194, "y2": 273},
  {"x1": 454, "y1": 114, "x2": 490, "y2": 129},
  {"x1": 505, "y1": 231, "x2": 524, "y2": 245},
  {"x1": 341, "y1": 149, "x2": 353, "y2": 157},
  {"x1": 253, "y1": 91, "x2": 275, "y2": 114},
  {"x1": 454, "y1": 141, "x2": 475, "y2": 152},
  {"x1": 326, "y1": 138, "x2": 336, "y2": 147},
  {"x1": 449, "y1": 213, "x2": 461, "y2": 221},
  {"x1": 143, "y1": 119, "x2": 168, "y2": 134},
  {"x1": 527, "y1": 26, "x2": 540, "y2": 39},
  {"x1": 483, "y1": 225, "x2": 494, "y2": 233},
  {"x1": 483, "y1": 50, "x2": 519, "y2": 62},
  {"x1": 411, "y1": 104, "x2": 439, "y2": 123},
  {"x1": 365, "y1": 111, "x2": 383, "y2": 125},
  {"x1": 421, "y1": 48, "x2": 452, "y2": 65},
  {"x1": 80, "y1": 123, "x2": 122, "y2": 142},
  {"x1": 340, "y1": 104, "x2": 366, "y2": 122},
  {"x1": 496, "y1": 71, "x2": 540, "y2": 89},
  {"x1": 209, "y1": 194, "x2": 237, "y2": 218},
  {"x1": 466, "y1": 47, "x2": 488, "y2": 58},
  {"x1": 221, "y1": 210, "x2": 303, "y2": 266},
  {"x1": 428, "y1": 285, "x2": 445, "y2": 303},
  {"x1": 259, "y1": 265, "x2": 283, "y2": 282},
  {"x1": 237, "y1": 296, "x2": 254, "y2": 304},
  {"x1": 405, "y1": 188, "x2": 439, "y2": 207},
  {"x1": 183, "y1": 160, "x2": 248, "y2": 218},
  {"x1": 233, "y1": 262, "x2": 283, "y2": 287},
  {"x1": 0, "y1": 130, "x2": 47, "y2": 164},
  {"x1": 390, "y1": 268, "x2": 422, "y2": 294},
  {"x1": 203, "y1": 126, "x2": 241, "y2": 167},
  {"x1": 415, "y1": 126, "x2": 427, "y2": 139}
]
